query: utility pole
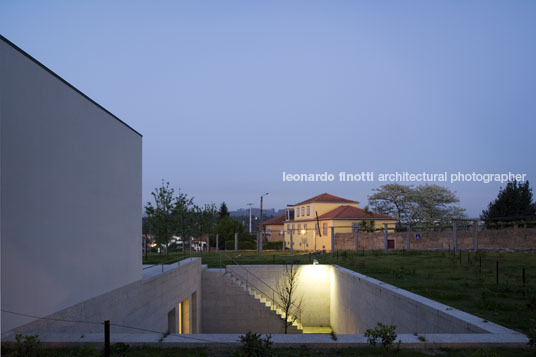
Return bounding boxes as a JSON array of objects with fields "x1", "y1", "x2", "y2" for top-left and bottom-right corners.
[
  {"x1": 259, "y1": 193, "x2": 269, "y2": 252},
  {"x1": 247, "y1": 203, "x2": 253, "y2": 233}
]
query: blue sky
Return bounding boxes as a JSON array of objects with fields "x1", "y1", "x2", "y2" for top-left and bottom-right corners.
[{"x1": 2, "y1": 1, "x2": 535, "y2": 217}]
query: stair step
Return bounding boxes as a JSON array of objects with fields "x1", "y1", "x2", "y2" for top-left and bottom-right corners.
[{"x1": 224, "y1": 270, "x2": 304, "y2": 333}]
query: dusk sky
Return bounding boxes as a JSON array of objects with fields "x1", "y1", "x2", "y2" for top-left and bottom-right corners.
[{"x1": 1, "y1": 1, "x2": 535, "y2": 217}]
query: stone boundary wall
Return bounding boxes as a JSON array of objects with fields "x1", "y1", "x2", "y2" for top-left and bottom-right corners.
[
  {"x1": 1, "y1": 258, "x2": 202, "y2": 337},
  {"x1": 334, "y1": 227, "x2": 536, "y2": 251}
]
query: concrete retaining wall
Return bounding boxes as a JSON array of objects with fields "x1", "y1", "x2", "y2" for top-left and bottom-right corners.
[
  {"x1": 329, "y1": 265, "x2": 517, "y2": 335},
  {"x1": 2, "y1": 258, "x2": 202, "y2": 337},
  {"x1": 201, "y1": 269, "x2": 297, "y2": 334},
  {"x1": 225, "y1": 265, "x2": 331, "y2": 327}
]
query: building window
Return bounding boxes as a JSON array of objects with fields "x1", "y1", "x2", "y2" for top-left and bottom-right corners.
[
  {"x1": 307, "y1": 206, "x2": 310, "y2": 216},
  {"x1": 316, "y1": 223, "x2": 320, "y2": 234},
  {"x1": 298, "y1": 224, "x2": 301, "y2": 234},
  {"x1": 267, "y1": 228, "x2": 272, "y2": 235},
  {"x1": 292, "y1": 224, "x2": 295, "y2": 233},
  {"x1": 323, "y1": 223, "x2": 328, "y2": 236},
  {"x1": 301, "y1": 207, "x2": 304, "y2": 216},
  {"x1": 287, "y1": 224, "x2": 291, "y2": 234},
  {"x1": 304, "y1": 224, "x2": 307, "y2": 233},
  {"x1": 296, "y1": 208, "x2": 300, "y2": 217}
]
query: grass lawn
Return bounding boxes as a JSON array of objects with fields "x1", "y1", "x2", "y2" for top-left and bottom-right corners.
[{"x1": 144, "y1": 249, "x2": 536, "y2": 336}]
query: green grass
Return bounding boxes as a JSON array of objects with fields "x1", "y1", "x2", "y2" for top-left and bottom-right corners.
[
  {"x1": 144, "y1": 249, "x2": 536, "y2": 335},
  {"x1": 319, "y1": 250, "x2": 536, "y2": 336}
]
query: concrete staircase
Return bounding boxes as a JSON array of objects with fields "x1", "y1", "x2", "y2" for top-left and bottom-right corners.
[{"x1": 223, "y1": 270, "x2": 303, "y2": 334}]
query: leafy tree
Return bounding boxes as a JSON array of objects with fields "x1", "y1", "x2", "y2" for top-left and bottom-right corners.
[
  {"x1": 361, "y1": 220, "x2": 376, "y2": 232},
  {"x1": 368, "y1": 184, "x2": 465, "y2": 224},
  {"x1": 144, "y1": 180, "x2": 177, "y2": 254},
  {"x1": 142, "y1": 216, "x2": 151, "y2": 235},
  {"x1": 172, "y1": 189, "x2": 196, "y2": 244},
  {"x1": 369, "y1": 184, "x2": 413, "y2": 225},
  {"x1": 410, "y1": 185, "x2": 466, "y2": 223},
  {"x1": 215, "y1": 216, "x2": 248, "y2": 249},
  {"x1": 200, "y1": 203, "x2": 219, "y2": 235},
  {"x1": 481, "y1": 181, "x2": 536, "y2": 222},
  {"x1": 219, "y1": 202, "x2": 230, "y2": 220}
]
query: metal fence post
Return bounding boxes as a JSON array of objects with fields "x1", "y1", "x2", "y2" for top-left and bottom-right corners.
[
  {"x1": 216, "y1": 234, "x2": 219, "y2": 251},
  {"x1": 354, "y1": 224, "x2": 359, "y2": 252},
  {"x1": 234, "y1": 232, "x2": 238, "y2": 251},
  {"x1": 384, "y1": 224, "x2": 388, "y2": 253},
  {"x1": 406, "y1": 224, "x2": 411, "y2": 250},
  {"x1": 473, "y1": 220, "x2": 478, "y2": 252},
  {"x1": 453, "y1": 221, "x2": 457, "y2": 255},
  {"x1": 282, "y1": 231, "x2": 285, "y2": 251},
  {"x1": 331, "y1": 226, "x2": 335, "y2": 255},
  {"x1": 104, "y1": 320, "x2": 110, "y2": 357}
]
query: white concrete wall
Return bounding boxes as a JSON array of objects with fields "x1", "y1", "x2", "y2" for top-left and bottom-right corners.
[
  {"x1": 0, "y1": 37, "x2": 142, "y2": 332},
  {"x1": 2, "y1": 258, "x2": 202, "y2": 336},
  {"x1": 201, "y1": 269, "x2": 298, "y2": 334},
  {"x1": 330, "y1": 265, "x2": 490, "y2": 334},
  {"x1": 226, "y1": 265, "x2": 331, "y2": 327}
]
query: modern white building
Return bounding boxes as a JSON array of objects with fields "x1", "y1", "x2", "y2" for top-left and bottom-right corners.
[{"x1": 0, "y1": 35, "x2": 142, "y2": 333}]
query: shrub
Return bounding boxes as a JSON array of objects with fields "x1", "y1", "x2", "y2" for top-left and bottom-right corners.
[
  {"x1": 364, "y1": 322, "x2": 400, "y2": 351},
  {"x1": 13, "y1": 334, "x2": 41, "y2": 357},
  {"x1": 224, "y1": 240, "x2": 256, "y2": 250},
  {"x1": 263, "y1": 241, "x2": 283, "y2": 250},
  {"x1": 236, "y1": 332, "x2": 273, "y2": 357}
]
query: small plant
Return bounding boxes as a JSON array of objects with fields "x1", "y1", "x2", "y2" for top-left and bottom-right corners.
[
  {"x1": 330, "y1": 331, "x2": 338, "y2": 341},
  {"x1": 364, "y1": 322, "x2": 400, "y2": 351},
  {"x1": 111, "y1": 342, "x2": 130, "y2": 357},
  {"x1": 14, "y1": 334, "x2": 41, "y2": 357},
  {"x1": 237, "y1": 332, "x2": 273, "y2": 357},
  {"x1": 471, "y1": 347, "x2": 499, "y2": 357},
  {"x1": 528, "y1": 326, "x2": 536, "y2": 349},
  {"x1": 76, "y1": 344, "x2": 99, "y2": 357},
  {"x1": 527, "y1": 292, "x2": 536, "y2": 312}
]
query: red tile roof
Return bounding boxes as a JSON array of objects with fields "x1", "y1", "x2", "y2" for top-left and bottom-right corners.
[
  {"x1": 262, "y1": 213, "x2": 286, "y2": 226},
  {"x1": 294, "y1": 193, "x2": 359, "y2": 206},
  {"x1": 318, "y1": 205, "x2": 394, "y2": 220}
]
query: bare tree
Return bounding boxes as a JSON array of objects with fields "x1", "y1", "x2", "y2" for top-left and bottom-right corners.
[{"x1": 275, "y1": 264, "x2": 304, "y2": 334}]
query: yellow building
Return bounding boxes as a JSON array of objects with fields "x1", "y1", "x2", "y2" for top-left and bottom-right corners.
[
  {"x1": 262, "y1": 213, "x2": 285, "y2": 242},
  {"x1": 278, "y1": 193, "x2": 395, "y2": 251}
]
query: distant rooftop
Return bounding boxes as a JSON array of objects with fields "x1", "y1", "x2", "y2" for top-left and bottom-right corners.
[
  {"x1": 318, "y1": 205, "x2": 394, "y2": 220},
  {"x1": 294, "y1": 193, "x2": 359, "y2": 206}
]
